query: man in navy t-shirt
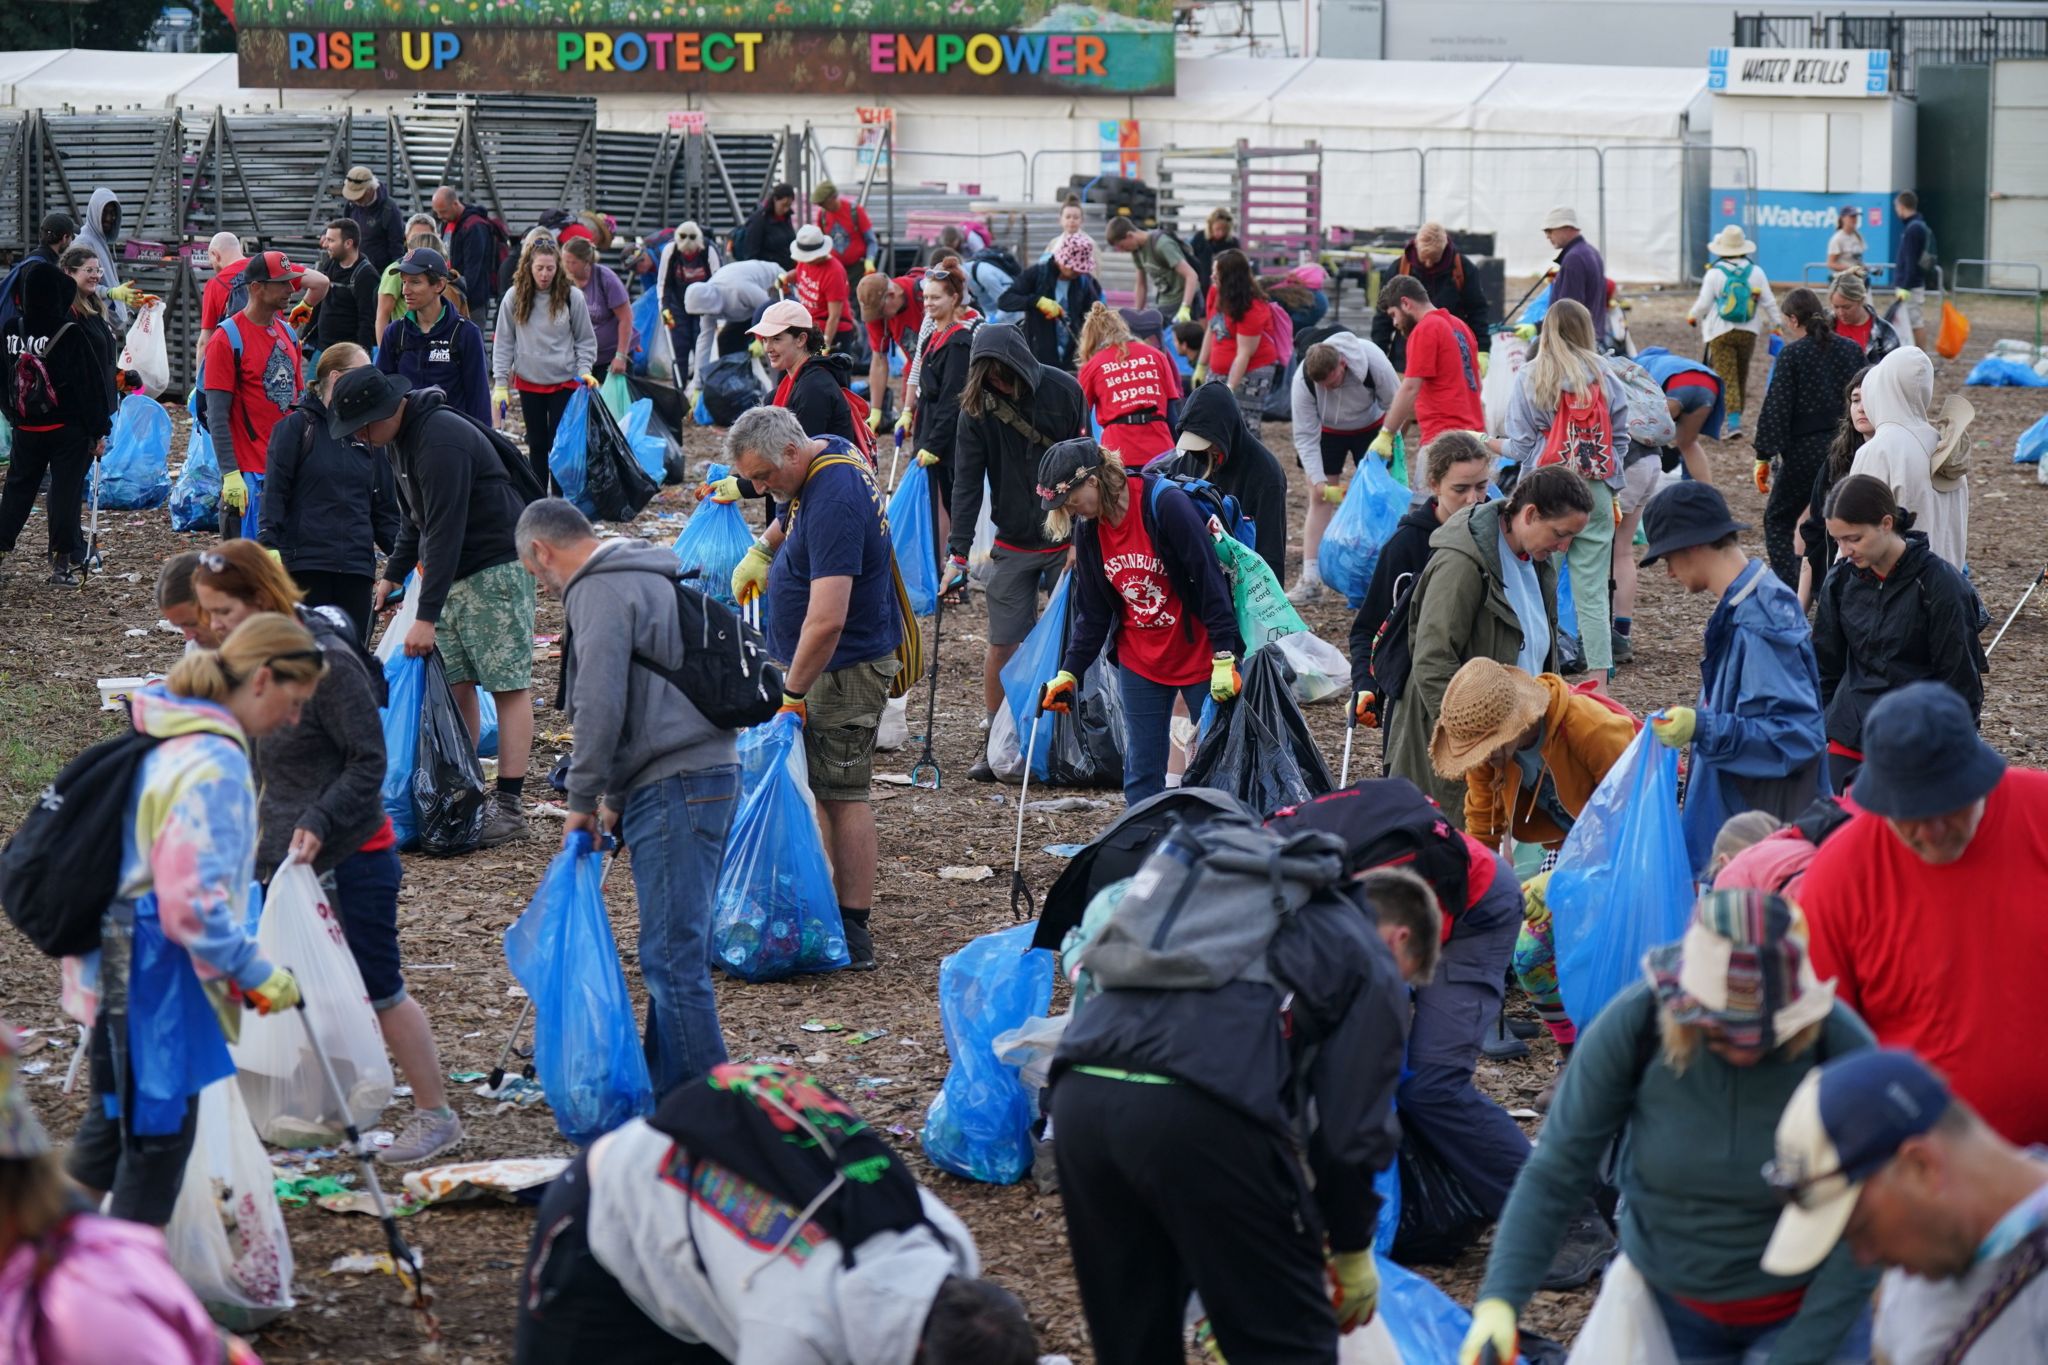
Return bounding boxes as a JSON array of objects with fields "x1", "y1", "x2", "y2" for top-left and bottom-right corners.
[{"x1": 724, "y1": 406, "x2": 902, "y2": 970}]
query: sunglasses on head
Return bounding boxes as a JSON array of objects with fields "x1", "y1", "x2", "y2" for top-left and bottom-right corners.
[{"x1": 199, "y1": 550, "x2": 236, "y2": 574}]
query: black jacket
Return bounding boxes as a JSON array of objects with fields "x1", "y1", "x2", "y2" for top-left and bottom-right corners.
[
  {"x1": 447, "y1": 206, "x2": 505, "y2": 312},
  {"x1": 1188, "y1": 231, "x2": 1240, "y2": 296},
  {"x1": 1814, "y1": 531, "x2": 1984, "y2": 753},
  {"x1": 1755, "y1": 332, "x2": 1866, "y2": 466},
  {"x1": 345, "y1": 191, "x2": 408, "y2": 274},
  {"x1": 949, "y1": 322, "x2": 1085, "y2": 558},
  {"x1": 314, "y1": 254, "x2": 380, "y2": 351},
  {"x1": 1, "y1": 263, "x2": 116, "y2": 439},
  {"x1": 1164, "y1": 382, "x2": 1288, "y2": 582},
  {"x1": 1063, "y1": 471, "x2": 1243, "y2": 677},
  {"x1": 382, "y1": 388, "x2": 526, "y2": 623},
  {"x1": 252, "y1": 604, "x2": 390, "y2": 877},
  {"x1": 913, "y1": 316, "x2": 976, "y2": 472},
  {"x1": 259, "y1": 389, "x2": 402, "y2": 579},
  {"x1": 1370, "y1": 238, "x2": 1491, "y2": 371},
  {"x1": 778, "y1": 351, "x2": 859, "y2": 447},
  {"x1": 734, "y1": 204, "x2": 796, "y2": 270},
  {"x1": 1053, "y1": 881, "x2": 1409, "y2": 1250},
  {"x1": 1349, "y1": 497, "x2": 1438, "y2": 692},
  {"x1": 998, "y1": 260, "x2": 1102, "y2": 371}
]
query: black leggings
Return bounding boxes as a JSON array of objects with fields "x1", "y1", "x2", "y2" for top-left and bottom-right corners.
[
  {"x1": 520, "y1": 388, "x2": 577, "y2": 496},
  {"x1": 1764, "y1": 442, "x2": 1828, "y2": 588},
  {"x1": 0, "y1": 423, "x2": 92, "y2": 563},
  {"x1": 293, "y1": 569, "x2": 376, "y2": 645}
]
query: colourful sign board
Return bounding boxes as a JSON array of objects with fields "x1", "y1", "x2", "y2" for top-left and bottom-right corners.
[{"x1": 1712, "y1": 189, "x2": 1894, "y2": 282}]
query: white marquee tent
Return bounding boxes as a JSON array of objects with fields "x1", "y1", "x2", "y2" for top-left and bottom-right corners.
[{"x1": 0, "y1": 49, "x2": 1712, "y2": 276}]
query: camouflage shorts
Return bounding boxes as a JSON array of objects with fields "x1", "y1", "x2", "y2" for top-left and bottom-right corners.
[
  {"x1": 804, "y1": 657, "x2": 900, "y2": 802},
  {"x1": 437, "y1": 560, "x2": 536, "y2": 693}
]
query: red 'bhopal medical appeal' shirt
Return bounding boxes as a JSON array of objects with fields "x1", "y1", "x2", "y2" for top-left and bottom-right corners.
[
  {"x1": 1404, "y1": 308, "x2": 1485, "y2": 442},
  {"x1": 1095, "y1": 476, "x2": 1212, "y2": 687},
  {"x1": 814, "y1": 199, "x2": 872, "y2": 272},
  {"x1": 1078, "y1": 342, "x2": 1183, "y2": 467},
  {"x1": 791, "y1": 258, "x2": 856, "y2": 337}
]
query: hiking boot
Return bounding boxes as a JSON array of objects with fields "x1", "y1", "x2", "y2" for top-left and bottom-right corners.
[
  {"x1": 47, "y1": 557, "x2": 81, "y2": 589},
  {"x1": 477, "y1": 789, "x2": 530, "y2": 848},
  {"x1": 1539, "y1": 1209, "x2": 1616, "y2": 1291},
  {"x1": 968, "y1": 756, "x2": 998, "y2": 783},
  {"x1": 842, "y1": 910, "x2": 877, "y2": 972},
  {"x1": 1507, "y1": 1016, "x2": 1542, "y2": 1040},
  {"x1": 377, "y1": 1107, "x2": 463, "y2": 1165},
  {"x1": 1480, "y1": 1008, "x2": 1529, "y2": 1061},
  {"x1": 1285, "y1": 576, "x2": 1325, "y2": 606},
  {"x1": 1611, "y1": 631, "x2": 1634, "y2": 665}
]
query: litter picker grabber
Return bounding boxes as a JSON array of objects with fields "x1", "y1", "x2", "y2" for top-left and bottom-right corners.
[
  {"x1": 1495, "y1": 272, "x2": 1551, "y2": 333},
  {"x1": 290, "y1": 990, "x2": 441, "y2": 1344},
  {"x1": 1989, "y1": 567, "x2": 2046, "y2": 657},
  {"x1": 487, "y1": 841, "x2": 619, "y2": 1091},
  {"x1": 1339, "y1": 694, "x2": 1358, "y2": 788},
  {"x1": 1009, "y1": 708, "x2": 1046, "y2": 921},
  {"x1": 84, "y1": 457, "x2": 103, "y2": 578},
  {"x1": 909, "y1": 586, "x2": 946, "y2": 789}
]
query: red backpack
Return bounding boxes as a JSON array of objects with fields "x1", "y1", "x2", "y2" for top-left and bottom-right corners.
[{"x1": 1536, "y1": 379, "x2": 1616, "y2": 482}]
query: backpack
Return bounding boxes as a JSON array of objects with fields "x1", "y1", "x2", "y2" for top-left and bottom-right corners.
[
  {"x1": 431, "y1": 404, "x2": 547, "y2": 505},
  {"x1": 0, "y1": 725, "x2": 170, "y2": 957},
  {"x1": 1032, "y1": 787, "x2": 1258, "y2": 950},
  {"x1": 702, "y1": 352, "x2": 765, "y2": 427},
  {"x1": 301, "y1": 603, "x2": 388, "y2": 708},
  {"x1": 1715, "y1": 262, "x2": 1759, "y2": 324},
  {"x1": 466, "y1": 212, "x2": 514, "y2": 299},
  {"x1": 1141, "y1": 466, "x2": 1251, "y2": 549},
  {"x1": 623, "y1": 571, "x2": 785, "y2": 728},
  {"x1": 797, "y1": 451, "x2": 923, "y2": 701},
  {"x1": 1265, "y1": 777, "x2": 1472, "y2": 931},
  {"x1": 1366, "y1": 568, "x2": 1420, "y2": 705},
  {"x1": 1602, "y1": 355, "x2": 1678, "y2": 450},
  {"x1": 1536, "y1": 378, "x2": 1618, "y2": 482},
  {"x1": 5, "y1": 320, "x2": 76, "y2": 425},
  {"x1": 968, "y1": 244, "x2": 1024, "y2": 279}
]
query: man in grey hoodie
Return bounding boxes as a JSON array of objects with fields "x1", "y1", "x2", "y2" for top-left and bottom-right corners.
[
  {"x1": 516, "y1": 497, "x2": 740, "y2": 1097},
  {"x1": 1287, "y1": 329, "x2": 1402, "y2": 605}
]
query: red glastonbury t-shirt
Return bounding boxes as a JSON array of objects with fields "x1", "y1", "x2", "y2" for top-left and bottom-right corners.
[{"x1": 1094, "y1": 476, "x2": 1213, "y2": 687}]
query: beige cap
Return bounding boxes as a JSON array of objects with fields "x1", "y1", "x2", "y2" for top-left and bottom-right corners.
[
  {"x1": 749, "y1": 298, "x2": 816, "y2": 338},
  {"x1": 342, "y1": 166, "x2": 377, "y2": 203},
  {"x1": 1541, "y1": 205, "x2": 1580, "y2": 231}
]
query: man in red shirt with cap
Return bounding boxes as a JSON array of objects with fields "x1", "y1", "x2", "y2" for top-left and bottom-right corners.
[{"x1": 202, "y1": 250, "x2": 320, "y2": 540}]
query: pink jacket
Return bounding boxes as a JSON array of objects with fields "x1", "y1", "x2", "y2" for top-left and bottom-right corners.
[
  {"x1": 1712, "y1": 828, "x2": 1820, "y2": 899},
  {"x1": 0, "y1": 1214, "x2": 241, "y2": 1364}
]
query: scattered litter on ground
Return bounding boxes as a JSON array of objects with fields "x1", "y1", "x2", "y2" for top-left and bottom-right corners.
[
  {"x1": 847, "y1": 1028, "x2": 889, "y2": 1045},
  {"x1": 800, "y1": 1019, "x2": 848, "y2": 1033},
  {"x1": 1026, "y1": 797, "x2": 1113, "y2": 813},
  {"x1": 330, "y1": 1250, "x2": 428, "y2": 1276},
  {"x1": 402, "y1": 1158, "x2": 567, "y2": 1207},
  {"x1": 938, "y1": 865, "x2": 994, "y2": 881},
  {"x1": 275, "y1": 1174, "x2": 355, "y2": 1207}
]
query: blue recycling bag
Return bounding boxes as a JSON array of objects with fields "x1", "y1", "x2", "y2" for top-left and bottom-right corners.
[
  {"x1": 710, "y1": 713, "x2": 849, "y2": 982},
  {"x1": 504, "y1": 832, "x2": 655, "y2": 1146},
  {"x1": 1965, "y1": 355, "x2": 2048, "y2": 387},
  {"x1": 1317, "y1": 445, "x2": 1408, "y2": 608},
  {"x1": 378, "y1": 653, "x2": 425, "y2": 848},
  {"x1": 1546, "y1": 728, "x2": 1694, "y2": 1032},
  {"x1": 887, "y1": 459, "x2": 940, "y2": 617},
  {"x1": 2016, "y1": 411, "x2": 2048, "y2": 464},
  {"x1": 1378, "y1": 1256, "x2": 1488, "y2": 1364},
  {"x1": 627, "y1": 288, "x2": 663, "y2": 373},
  {"x1": 997, "y1": 572, "x2": 1072, "y2": 781},
  {"x1": 545, "y1": 386, "x2": 594, "y2": 505},
  {"x1": 672, "y1": 463, "x2": 755, "y2": 609},
  {"x1": 478, "y1": 689, "x2": 499, "y2": 759},
  {"x1": 95, "y1": 395, "x2": 172, "y2": 509},
  {"x1": 169, "y1": 390, "x2": 220, "y2": 532},
  {"x1": 922, "y1": 923, "x2": 1055, "y2": 1184},
  {"x1": 622, "y1": 397, "x2": 667, "y2": 485}
]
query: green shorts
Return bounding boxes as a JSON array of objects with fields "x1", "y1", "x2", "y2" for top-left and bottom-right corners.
[
  {"x1": 437, "y1": 560, "x2": 536, "y2": 693},
  {"x1": 804, "y1": 657, "x2": 900, "y2": 802}
]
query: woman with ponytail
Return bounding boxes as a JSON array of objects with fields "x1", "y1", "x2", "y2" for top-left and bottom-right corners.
[
  {"x1": 61, "y1": 613, "x2": 323, "y2": 1227},
  {"x1": 1754, "y1": 287, "x2": 1866, "y2": 588},
  {"x1": 1074, "y1": 302, "x2": 1183, "y2": 470}
]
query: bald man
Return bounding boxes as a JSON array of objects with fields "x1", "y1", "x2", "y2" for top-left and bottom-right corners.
[{"x1": 197, "y1": 231, "x2": 247, "y2": 370}]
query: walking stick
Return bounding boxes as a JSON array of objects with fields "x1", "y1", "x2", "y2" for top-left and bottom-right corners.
[
  {"x1": 1010, "y1": 708, "x2": 1047, "y2": 921},
  {"x1": 1988, "y1": 568, "x2": 2046, "y2": 657},
  {"x1": 909, "y1": 587, "x2": 945, "y2": 789}
]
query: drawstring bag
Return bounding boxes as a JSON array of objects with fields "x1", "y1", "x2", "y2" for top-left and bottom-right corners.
[
  {"x1": 94, "y1": 393, "x2": 172, "y2": 509},
  {"x1": 887, "y1": 458, "x2": 940, "y2": 616},
  {"x1": 163, "y1": 1077, "x2": 296, "y2": 1330},
  {"x1": 673, "y1": 463, "x2": 755, "y2": 609},
  {"x1": 229, "y1": 860, "x2": 395, "y2": 1146},
  {"x1": 922, "y1": 922, "x2": 1055, "y2": 1184},
  {"x1": 710, "y1": 712, "x2": 849, "y2": 981},
  {"x1": 504, "y1": 832, "x2": 655, "y2": 1145},
  {"x1": 1318, "y1": 449, "x2": 1408, "y2": 608}
]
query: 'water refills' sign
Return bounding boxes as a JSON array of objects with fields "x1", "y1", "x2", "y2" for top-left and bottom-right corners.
[{"x1": 1708, "y1": 47, "x2": 1890, "y2": 98}]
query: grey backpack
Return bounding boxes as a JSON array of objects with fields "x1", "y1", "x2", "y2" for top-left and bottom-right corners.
[{"x1": 1081, "y1": 818, "x2": 1349, "y2": 992}]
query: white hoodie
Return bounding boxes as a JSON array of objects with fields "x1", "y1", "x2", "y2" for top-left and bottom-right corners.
[
  {"x1": 585, "y1": 1119, "x2": 981, "y2": 1365},
  {"x1": 1852, "y1": 346, "x2": 1968, "y2": 570},
  {"x1": 1288, "y1": 329, "x2": 1400, "y2": 479}
]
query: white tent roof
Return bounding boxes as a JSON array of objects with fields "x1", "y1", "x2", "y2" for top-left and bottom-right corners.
[
  {"x1": 1474, "y1": 62, "x2": 1705, "y2": 141},
  {"x1": 1269, "y1": 59, "x2": 1510, "y2": 132},
  {"x1": 12, "y1": 49, "x2": 232, "y2": 112},
  {"x1": 0, "y1": 50, "x2": 65, "y2": 107}
]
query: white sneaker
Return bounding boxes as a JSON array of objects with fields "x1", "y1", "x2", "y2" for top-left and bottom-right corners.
[{"x1": 1285, "y1": 577, "x2": 1325, "y2": 606}]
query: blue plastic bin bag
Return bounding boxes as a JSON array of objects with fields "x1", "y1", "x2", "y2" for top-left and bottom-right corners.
[
  {"x1": 2016, "y1": 411, "x2": 2048, "y2": 464},
  {"x1": 1374, "y1": 1153, "x2": 1402, "y2": 1255},
  {"x1": 1546, "y1": 727, "x2": 1693, "y2": 1032},
  {"x1": 996, "y1": 573, "x2": 1072, "y2": 782},
  {"x1": 95, "y1": 394, "x2": 172, "y2": 509},
  {"x1": 478, "y1": 689, "x2": 499, "y2": 759},
  {"x1": 622, "y1": 398, "x2": 668, "y2": 485},
  {"x1": 673, "y1": 462, "x2": 755, "y2": 609},
  {"x1": 887, "y1": 458, "x2": 940, "y2": 617},
  {"x1": 169, "y1": 388, "x2": 222, "y2": 531},
  {"x1": 546, "y1": 386, "x2": 594, "y2": 505},
  {"x1": 1965, "y1": 355, "x2": 2048, "y2": 387},
  {"x1": 1317, "y1": 446, "x2": 1408, "y2": 608},
  {"x1": 710, "y1": 713, "x2": 849, "y2": 982},
  {"x1": 378, "y1": 653, "x2": 425, "y2": 848},
  {"x1": 628, "y1": 288, "x2": 662, "y2": 373},
  {"x1": 503, "y1": 832, "x2": 654, "y2": 1145},
  {"x1": 921, "y1": 922, "x2": 1055, "y2": 1184},
  {"x1": 1378, "y1": 1255, "x2": 1491, "y2": 1364}
]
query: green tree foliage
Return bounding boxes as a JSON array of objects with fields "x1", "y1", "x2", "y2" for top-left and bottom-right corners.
[{"x1": 1, "y1": 0, "x2": 235, "y2": 54}]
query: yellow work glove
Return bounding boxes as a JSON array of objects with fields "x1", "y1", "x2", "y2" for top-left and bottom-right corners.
[
  {"x1": 581, "y1": 373, "x2": 602, "y2": 390},
  {"x1": 1039, "y1": 670, "x2": 1078, "y2": 714},
  {"x1": 777, "y1": 691, "x2": 807, "y2": 726},
  {"x1": 1192, "y1": 363, "x2": 1209, "y2": 385},
  {"x1": 732, "y1": 543, "x2": 773, "y2": 605},
  {"x1": 893, "y1": 410, "x2": 913, "y2": 439},
  {"x1": 1459, "y1": 1299, "x2": 1519, "y2": 1365},
  {"x1": 701, "y1": 475, "x2": 741, "y2": 504},
  {"x1": 1522, "y1": 869, "x2": 1553, "y2": 929},
  {"x1": 1895, "y1": 288, "x2": 1910, "y2": 304},
  {"x1": 863, "y1": 258, "x2": 877, "y2": 272},
  {"x1": 1478, "y1": 351, "x2": 1490, "y2": 377},
  {"x1": 493, "y1": 385, "x2": 511, "y2": 421},
  {"x1": 1210, "y1": 652, "x2": 1241, "y2": 703},
  {"x1": 220, "y1": 470, "x2": 248, "y2": 512},
  {"x1": 246, "y1": 966, "x2": 301, "y2": 1016},
  {"x1": 1352, "y1": 689, "x2": 1379, "y2": 729},
  {"x1": 1754, "y1": 460, "x2": 1771, "y2": 495},
  {"x1": 1651, "y1": 706, "x2": 1697, "y2": 749},
  {"x1": 1035, "y1": 297, "x2": 1063, "y2": 319},
  {"x1": 1320, "y1": 481, "x2": 1347, "y2": 505},
  {"x1": 661, "y1": 308, "x2": 674, "y2": 327},
  {"x1": 865, "y1": 406, "x2": 885, "y2": 434},
  {"x1": 108, "y1": 281, "x2": 139, "y2": 306},
  {"x1": 916, "y1": 447, "x2": 940, "y2": 467},
  {"x1": 1369, "y1": 429, "x2": 1396, "y2": 460},
  {"x1": 1513, "y1": 323, "x2": 1537, "y2": 342},
  {"x1": 1329, "y1": 1250, "x2": 1378, "y2": 1332},
  {"x1": 1173, "y1": 304, "x2": 1192, "y2": 324},
  {"x1": 748, "y1": 338, "x2": 766, "y2": 359}
]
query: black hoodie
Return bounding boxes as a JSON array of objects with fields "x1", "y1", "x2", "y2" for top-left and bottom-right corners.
[
  {"x1": 382, "y1": 388, "x2": 526, "y2": 623},
  {"x1": 1160, "y1": 383, "x2": 1288, "y2": 581},
  {"x1": 1, "y1": 261, "x2": 115, "y2": 438},
  {"x1": 778, "y1": 350, "x2": 859, "y2": 448},
  {"x1": 1348, "y1": 496, "x2": 1438, "y2": 692},
  {"x1": 259, "y1": 388, "x2": 402, "y2": 579},
  {"x1": 997, "y1": 260, "x2": 1102, "y2": 371},
  {"x1": 1813, "y1": 530, "x2": 1985, "y2": 753},
  {"x1": 948, "y1": 322, "x2": 1085, "y2": 557}
]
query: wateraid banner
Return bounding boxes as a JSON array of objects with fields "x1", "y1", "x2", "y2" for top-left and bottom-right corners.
[
  {"x1": 1710, "y1": 189, "x2": 1895, "y2": 284},
  {"x1": 238, "y1": 0, "x2": 1174, "y2": 95}
]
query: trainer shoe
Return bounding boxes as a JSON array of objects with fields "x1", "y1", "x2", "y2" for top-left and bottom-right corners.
[
  {"x1": 1540, "y1": 1208, "x2": 1616, "y2": 1290},
  {"x1": 47, "y1": 557, "x2": 81, "y2": 589},
  {"x1": 377, "y1": 1107, "x2": 463, "y2": 1165},
  {"x1": 478, "y1": 789, "x2": 530, "y2": 847},
  {"x1": 1285, "y1": 577, "x2": 1325, "y2": 606},
  {"x1": 968, "y1": 756, "x2": 997, "y2": 783},
  {"x1": 1612, "y1": 631, "x2": 1634, "y2": 665}
]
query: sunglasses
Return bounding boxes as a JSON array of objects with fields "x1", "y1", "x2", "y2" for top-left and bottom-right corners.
[
  {"x1": 1760, "y1": 1154, "x2": 1848, "y2": 1210},
  {"x1": 198, "y1": 550, "x2": 237, "y2": 574}
]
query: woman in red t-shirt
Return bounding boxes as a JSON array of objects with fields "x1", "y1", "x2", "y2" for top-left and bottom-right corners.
[
  {"x1": 1035, "y1": 438, "x2": 1245, "y2": 805},
  {"x1": 1075, "y1": 304, "x2": 1183, "y2": 469},
  {"x1": 788, "y1": 225, "x2": 857, "y2": 346},
  {"x1": 1194, "y1": 249, "x2": 1282, "y2": 430}
]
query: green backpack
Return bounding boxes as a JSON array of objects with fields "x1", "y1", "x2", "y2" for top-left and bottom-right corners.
[{"x1": 1715, "y1": 262, "x2": 1759, "y2": 324}]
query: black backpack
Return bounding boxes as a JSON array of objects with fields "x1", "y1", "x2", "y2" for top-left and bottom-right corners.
[
  {"x1": 1266, "y1": 777, "x2": 1471, "y2": 918},
  {"x1": 427, "y1": 404, "x2": 546, "y2": 505},
  {"x1": 1366, "y1": 568, "x2": 1421, "y2": 705},
  {"x1": 627, "y1": 571, "x2": 785, "y2": 729},
  {"x1": 969, "y1": 244, "x2": 1024, "y2": 279},
  {"x1": 301, "y1": 604, "x2": 388, "y2": 708},
  {"x1": 0, "y1": 727, "x2": 170, "y2": 957}
]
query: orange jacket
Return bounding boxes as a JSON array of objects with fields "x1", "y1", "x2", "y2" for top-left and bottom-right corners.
[{"x1": 1464, "y1": 673, "x2": 1636, "y2": 850}]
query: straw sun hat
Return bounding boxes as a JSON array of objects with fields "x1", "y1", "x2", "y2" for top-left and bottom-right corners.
[{"x1": 1430, "y1": 658, "x2": 1549, "y2": 780}]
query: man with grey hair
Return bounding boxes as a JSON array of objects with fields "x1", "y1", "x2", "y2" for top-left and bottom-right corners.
[
  {"x1": 517, "y1": 496, "x2": 740, "y2": 1093},
  {"x1": 724, "y1": 405, "x2": 901, "y2": 970}
]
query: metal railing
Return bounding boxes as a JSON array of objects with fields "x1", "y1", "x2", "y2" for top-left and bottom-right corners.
[{"x1": 1953, "y1": 257, "x2": 2044, "y2": 353}]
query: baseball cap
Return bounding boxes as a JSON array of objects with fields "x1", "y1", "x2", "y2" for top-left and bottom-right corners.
[
  {"x1": 1640, "y1": 481, "x2": 1748, "y2": 566},
  {"x1": 1176, "y1": 430, "x2": 1214, "y2": 453},
  {"x1": 1761, "y1": 1050, "x2": 1953, "y2": 1276},
  {"x1": 328, "y1": 368, "x2": 412, "y2": 440},
  {"x1": 748, "y1": 298, "x2": 816, "y2": 338},
  {"x1": 241, "y1": 250, "x2": 307, "y2": 291},
  {"x1": 1037, "y1": 437, "x2": 1105, "y2": 510},
  {"x1": 1846, "y1": 682, "x2": 2006, "y2": 821},
  {"x1": 342, "y1": 165, "x2": 377, "y2": 203},
  {"x1": 395, "y1": 246, "x2": 449, "y2": 280}
]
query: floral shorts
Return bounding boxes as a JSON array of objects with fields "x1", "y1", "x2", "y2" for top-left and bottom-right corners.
[{"x1": 438, "y1": 560, "x2": 537, "y2": 694}]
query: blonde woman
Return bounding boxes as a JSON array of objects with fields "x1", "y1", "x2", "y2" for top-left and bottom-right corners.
[
  {"x1": 491, "y1": 234, "x2": 598, "y2": 490},
  {"x1": 1074, "y1": 302, "x2": 1182, "y2": 470}
]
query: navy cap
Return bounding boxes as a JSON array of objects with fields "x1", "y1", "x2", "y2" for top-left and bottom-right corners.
[
  {"x1": 395, "y1": 246, "x2": 448, "y2": 279},
  {"x1": 1640, "y1": 481, "x2": 1748, "y2": 566},
  {"x1": 1037, "y1": 437, "x2": 1105, "y2": 510},
  {"x1": 1849, "y1": 682, "x2": 2006, "y2": 820}
]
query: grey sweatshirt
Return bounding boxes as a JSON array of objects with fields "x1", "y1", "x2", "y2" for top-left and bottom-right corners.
[
  {"x1": 491, "y1": 285, "x2": 597, "y2": 388},
  {"x1": 1289, "y1": 329, "x2": 1400, "y2": 473},
  {"x1": 558, "y1": 540, "x2": 739, "y2": 813}
]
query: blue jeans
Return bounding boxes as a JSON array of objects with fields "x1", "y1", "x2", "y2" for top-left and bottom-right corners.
[
  {"x1": 620, "y1": 765, "x2": 738, "y2": 1099},
  {"x1": 1651, "y1": 1286, "x2": 1873, "y2": 1364},
  {"x1": 1117, "y1": 667, "x2": 1209, "y2": 806}
]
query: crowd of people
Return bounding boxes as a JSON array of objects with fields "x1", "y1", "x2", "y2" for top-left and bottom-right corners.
[{"x1": 0, "y1": 169, "x2": 2040, "y2": 1365}]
